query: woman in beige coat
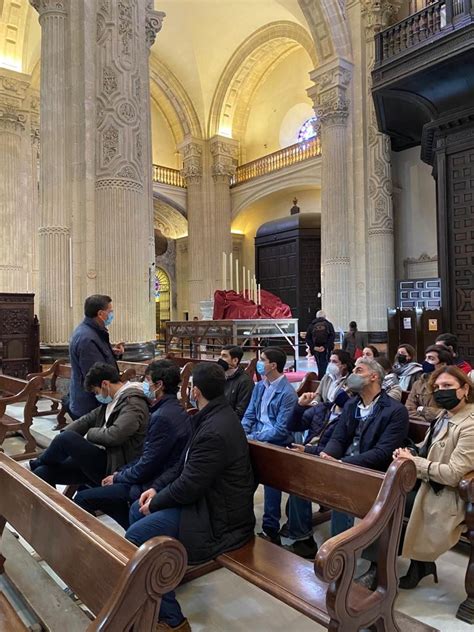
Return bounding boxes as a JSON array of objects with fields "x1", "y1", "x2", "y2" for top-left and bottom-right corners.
[{"x1": 393, "y1": 366, "x2": 474, "y2": 588}]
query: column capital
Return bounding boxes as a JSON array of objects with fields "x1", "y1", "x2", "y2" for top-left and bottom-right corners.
[
  {"x1": 29, "y1": 0, "x2": 68, "y2": 16},
  {"x1": 308, "y1": 59, "x2": 352, "y2": 127},
  {"x1": 178, "y1": 136, "x2": 204, "y2": 185},
  {"x1": 361, "y1": 1, "x2": 402, "y2": 36},
  {"x1": 210, "y1": 135, "x2": 239, "y2": 183},
  {"x1": 145, "y1": 8, "x2": 166, "y2": 48}
]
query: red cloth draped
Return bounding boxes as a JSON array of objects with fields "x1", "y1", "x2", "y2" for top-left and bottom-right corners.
[{"x1": 212, "y1": 289, "x2": 292, "y2": 320}]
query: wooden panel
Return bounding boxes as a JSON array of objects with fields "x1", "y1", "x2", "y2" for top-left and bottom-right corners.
[
  {"x1": 0, "y1": 591, "x2": 28, "y2": 632},
  {"x1": 0, "y1": 293, "x2": 40, "y2": 379}
]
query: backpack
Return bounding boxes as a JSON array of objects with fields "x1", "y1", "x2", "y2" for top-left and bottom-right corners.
[{"x1": 312, "y1": 320, "x2": 330, "y2": 346}]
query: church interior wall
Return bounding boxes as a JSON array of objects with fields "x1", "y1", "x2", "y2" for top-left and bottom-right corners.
[
  {"x1": 150, "y1": 100, "x2": 179, "y2": 169},
  {"x1": 392, "y1": 146, "x2": 438, "y2": 281}
]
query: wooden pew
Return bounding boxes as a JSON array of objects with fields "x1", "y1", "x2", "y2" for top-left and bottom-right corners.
[
  {"x1": 296, "y1": 371, "x2": 319, "y2": 396},
  {"x1": 0, "y1": 375, "x2": 43, "y2": 461},
  {"x1": 27, "y1": 359, "x2": 70, "y2": 430},
  {"x1": 206, "y1": 442, "x2": 417, "y2": 631},
  {"x1": 0, "y1": 453, "x2": 187, "y2": 631},
  {"x1": 116, "y1": 359, "x2": 150, "y2": 382}
]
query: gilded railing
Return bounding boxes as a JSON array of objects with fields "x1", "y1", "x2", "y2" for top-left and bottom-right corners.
[
  {"x1": 375, "y1": 0, "x2": 473, "y2": 65},
  {"x1": 152, "y1": 164, "x2": 186, "y2": 188},
  {"x1": 230, "y1": 137, "x2": 321, "y2": 187}
]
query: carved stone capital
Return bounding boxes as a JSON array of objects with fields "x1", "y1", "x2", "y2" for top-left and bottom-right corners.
[
  {"x1": 210, "y1": 135, "x2": 238, "y2": 184},
  {"x1": 316, "y1": 97, "x2": 350, "y2": 126},
  {"x1": 29, "y1": 0, "x2": 68, "y2": 16},
  {"x1": 0, "y1": 75, "x2": 29, "y2": 102},
  {"x1": 0, "y1": 102, "x2": 27, "y2": 133},
  {"x1": 361, "y1": 0, "x2": 402, "y2": 36},
  {"x1": 308, "y1": 59, "x2": 352, "y2": 127},
  {"x1": 178, "y1": 137, "x2": 203, "y2": 184},
  {"x1": 145, "y1": 9, "x2": 166, "y2": 48}
]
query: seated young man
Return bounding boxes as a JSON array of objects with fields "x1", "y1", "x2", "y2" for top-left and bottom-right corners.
[
  {"x1": 125, "y1": 362, "x2": 255, "y2": 632},
  {"x1": 320, "y1": 357, "x2": 409, "y2": 536},
  {"x1": 241, "y1": 347, "x2": 298, "y2": 545},
  {"x1": 74, "y1": 360, "x2": 190, "y2": 529},
  {"x1": 217, "y1": 344, "x2": 254, "y2": 419},
  {"x1": 30, "y1": 363, "x2": 149, "y2": 487}
]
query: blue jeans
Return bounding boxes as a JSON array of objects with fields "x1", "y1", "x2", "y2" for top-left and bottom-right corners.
[
  {"x1": 263, "y1": 486, "x2": 281, "y2": 536},
  {"x1": 287, "y1": 495, "x2": 314, "y2": 541},
  {"x1": 75, "y1": 483, "x2": 132, "y2": 530},
  {"x1": 126, "y1": 501, "x2": 184, "y2": 627},
  {"x1": 331, "y1": 510, "x2": 354, "y2": 537}
]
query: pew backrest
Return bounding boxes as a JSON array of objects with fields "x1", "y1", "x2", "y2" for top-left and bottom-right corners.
[
  {"x1": 296, "y1": 372, "x2": 319, "y2": 397},
  {"x1": 0, "y1": 375, "x2": 43, "y2": 418}
]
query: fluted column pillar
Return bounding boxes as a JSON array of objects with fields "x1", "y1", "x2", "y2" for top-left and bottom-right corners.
[
  {"x1": 308, "y1": 60, "x2": 353, "y2": 330},
  {"x1": 179, "y1": 137, "x2": 205, "y2": 318},
  {"x1": 210, "y1": 135, "x2": 238, "y2": 289},
  {"x1": 30, "y1": 0, "x2": 71, "y2": 345}
]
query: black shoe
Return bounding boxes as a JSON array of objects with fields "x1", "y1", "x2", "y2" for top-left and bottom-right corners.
[
  {"x1": 399, "y1": 560, "x2": 438, "y2": 589},
  {"x1": 356, "y1": 563, "x2": 378, "y2": 591},
  {"x1": 282, "y1": 537, "x2": 318, "y2": 559},
  {"x1": 29, "y1": 458, "x2": 41, "y2": 471},
  {"x1": 278, "y1": 522, "x2": 290, "y2": 538},
  {"x1": 257, "y1": 531, "x2": 281, "y2": 546}
]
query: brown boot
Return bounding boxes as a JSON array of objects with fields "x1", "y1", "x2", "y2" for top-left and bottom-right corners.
[{"x1": 156, "y1": 619, "x2": 192, "y2": 632}]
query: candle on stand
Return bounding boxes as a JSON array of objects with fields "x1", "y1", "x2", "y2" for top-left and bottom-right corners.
[
  {"x1": 242, "y1": 266, "x2": 246, "y2": 296},
  {"x1": 258, "y1": 283, "x2": 261, "y2": 305},
  {"x1": 253, "y1": 277, "x2": 257, "y2": 304},
  {"x1": 222, "y1": 252, "x2": 226, "y2": 290},
  {"x1": 247, "y1": 270, "x2": 251, "y2": 301},
  {"x1": 229, "y1": 252, "x2": 233, "y2": 290},
  {"x1": 235, "y1": 258, "x2": 239, "y2": 294}
]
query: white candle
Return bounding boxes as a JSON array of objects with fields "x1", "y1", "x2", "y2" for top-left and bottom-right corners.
[
  {"x1": 258, "y1": 283, "x2": 261, "y2": 305},
  {"x1": 243, "y1": 266, "x2": 246, "y2": 296},
  {"x1": 235, "y1": 259, "x2": 239, "y2": 294},
  {"x1": 222, "y1": 252, "x2": 226, "y2": 290},
  {"x1": 229, "y1": 252, "x2": 233, "y2": 290},
  {"x1": 247, "y1": 270, "x2": 251, "y2": 300},
  {"x1": 253, "y1": 277, "x2": 257, "y2": 304}
]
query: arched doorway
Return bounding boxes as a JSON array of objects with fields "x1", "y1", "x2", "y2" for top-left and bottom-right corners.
[{"x1": 155, "y1": 267, "x2": 171, "y2": 342}]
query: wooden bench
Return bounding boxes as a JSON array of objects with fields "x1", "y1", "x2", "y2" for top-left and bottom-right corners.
[
  {"x1": 0, "y1": 375, "x2": 44, "y2": 461},
  {"x1": 27, "y1": 360, "x2": 71, "y2": 430},
  {"x1": 198, "y1": 441, "x2": 417, "y2": 631},
  {"x1": 0, "y1": 452, "x2": 187, "y2": 631},
  {"x1": 296, "y1": 371, "x2": 320, "y2": 396},
  {"x1": 116, "y1": 359, "x2": 150, "y2": 382}
]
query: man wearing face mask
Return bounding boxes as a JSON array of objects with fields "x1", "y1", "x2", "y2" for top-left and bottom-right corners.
[
  {"x1": 74, "y1": 360, "x2": 190, "y2": 529},
  {"x1": 30, "y1": 363, "x2": 149, "y2": 488},
  {"x1": 241, "y1": 347, "x2": 298, "y2": 544},
  {"x1": 69, "y1": 294, "x2": 125, "y2": 419},
  {"x1": 406, "y1": 345, "x2": 453, "y2": 423},
  {"x1": 319, "y1": 357, "x2": 409, "y2": 536},
  {"x1": 217, "y1": 345, "x2": 254, "y2": 420}
]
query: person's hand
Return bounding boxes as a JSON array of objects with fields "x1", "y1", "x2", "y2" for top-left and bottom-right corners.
[
  {"x1": 288, "y1": 443, "x2": 305, "y2": 452},
  {"x1": 393, "y1": 448, "x2": 414, "y2": 460},
  {"x1": 101, "y1": 474, "x2": 115, "y2": 486},
  {"x1": 320, "y1": 452, "x2": 337, "y2": 461},
  {"x1": 139, "y1": 488, "x2": 157, "y2": 511},
  {"x1": 315, "y1": 346, "x2": 325, "y2": 352},
  {"x1": 298, "y1": 392, "x2": 315, "y2": 406},
  {"x1": 113, "y1": 342, "x2": 125, "y2": 356}
]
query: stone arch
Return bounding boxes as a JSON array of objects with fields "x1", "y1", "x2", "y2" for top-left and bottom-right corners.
[
  {"x1": 208, "y1": 21, "x2": 317, "y2": 142},
  {"x1": 149, "y1": 55, "x2": 203, "y2": 145},
  {"x1": 153, "y1": 198, "x2": 188, "y2": 239},
  {"x1": 298, "y1": 0, "x2": 352, "y2": 63}
]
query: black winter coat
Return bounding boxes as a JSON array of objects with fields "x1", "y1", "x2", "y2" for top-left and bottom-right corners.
[
  {"x1": 288, "y1": 402, "x2": 339, "y2": 455},
  {"x1": 149, "y1": 395, "x2": 256, "y2": 564},
  {"x1": 223, "y1": 367, "x2": 254, "y2": 420}
]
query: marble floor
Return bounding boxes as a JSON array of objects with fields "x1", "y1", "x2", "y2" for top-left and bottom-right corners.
[{"x1": 1, "y1": 402, "x2": 472, "y2": 632}]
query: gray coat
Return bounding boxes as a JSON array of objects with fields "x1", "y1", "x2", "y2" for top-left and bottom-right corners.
[{"x1": 67, "y1": 386, "x2": 149, "y2": 474}]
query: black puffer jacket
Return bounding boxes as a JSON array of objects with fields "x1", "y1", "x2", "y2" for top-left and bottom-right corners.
[
  {"x1": 223, "y1": 367, "x2": 254, "y2": 420},
  {"x1": 149, "y1": 395, "x2": 256, "y2": 564}
]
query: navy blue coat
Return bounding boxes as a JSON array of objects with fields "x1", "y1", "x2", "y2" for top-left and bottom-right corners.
[
  {"x1": 288, "y1": 402, "x2": 339, "y2": 455},
  {"x1": 69, "y1": 317, "x2": 118, "y2": 417},
  {"x1": 114, "y1": 394, "x2": 191, "y2": 500},
  {"x1": 323, "y1": 390, "x2": 409, "y2": 471}
]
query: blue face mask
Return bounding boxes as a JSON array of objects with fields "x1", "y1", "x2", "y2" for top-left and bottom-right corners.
[
  {"x1": 422, "y1": 360, "x2": 436, "y2": 374},
  {"x1": 143, "y1": 381, "x2": 159, "y2": 401},
  {"x1": 256, "y1": 360, "x2": 266, "y2": 376},
  {"x1": 96, "y1": 393, "x2": 113, "y2": 405},
  {"x1": 104, "y1": 311, "x2": 114, "y2": 327}
]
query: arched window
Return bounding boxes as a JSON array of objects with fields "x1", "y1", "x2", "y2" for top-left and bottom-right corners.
[
  {"x1": 155, "y1": 268, "x2": 171, "y2": 340},
  {"x1": 298, "y1": 116, "x2": 318, "y2": 143}
]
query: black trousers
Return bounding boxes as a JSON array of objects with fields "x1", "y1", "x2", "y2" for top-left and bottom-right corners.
[
  {"x1": 314, "y1": 349, "x2": 330, "y2": 379},
  {"x1": 75, "y1": 483, "x2": 132, "y2": 530},
  {"x1": 33, "y1": 430, "x2": 107, "y2": 487}
]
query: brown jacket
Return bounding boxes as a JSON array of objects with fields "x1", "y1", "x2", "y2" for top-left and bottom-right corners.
[
  {"x1": 406, "y1": 373, "x2": 440, "y2": 422},
  {"x1": 403, "y1": 404, "x2": 474, "y2": 561}
]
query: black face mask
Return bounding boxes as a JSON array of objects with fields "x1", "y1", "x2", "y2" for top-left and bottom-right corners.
[
  {"x1": 422, "y1": 360, "x2": 436, "y2": 374},
  {"x1": 433, "y1": 388, "x2": 461, "y2": 411},
  {"x1": 397, "y1": 354, "x2": 408, "y2": 365},
  {"x1": 217, "y1": 358, "x2": 229, "y2": 372}
]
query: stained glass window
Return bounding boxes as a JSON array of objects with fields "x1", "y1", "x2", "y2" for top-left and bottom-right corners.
[{"x1": 298, "y1": 116, "x2": 318, "y2": 143}]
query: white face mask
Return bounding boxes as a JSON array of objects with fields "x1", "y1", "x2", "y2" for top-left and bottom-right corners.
[{"x1": 326, "y1": 362, "x2": 341, "y2": 379}]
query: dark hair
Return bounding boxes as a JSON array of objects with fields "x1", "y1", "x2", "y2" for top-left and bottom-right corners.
[
  {"x1": 428, "y1": 366, "x2": 474, "y2": 403},
  {"x1": 145, "y1": 360, "x2": 181, "y2": 394},
  {"x1": 425, "y1": 344, "x2": 453, "y2": 366},
  {"x1": 397, "y1": 343, "x2": 416, "y2": 361},
  {"x1": 84, "y1": 294, "x2": 112, "y2": 318},
  {"x1": 222, "y1": 345, "x2": 244, "y2": 363},
  {"x1": 375, "y1": 355, "x2": 393, "y2": 375},
  {"x1": 365, "y1": 345, "x2": 380, "y2": 358},
  {"x1": 262, "y1": 347, "x2": 287, "y2": 373},
  {"x1": 329, "y1": 349, "x2": 354, "y2": 374},
  {"x1": 349, "y1": 321, "x2": 357, "y2": 329},
  {"x1": 84, "y1": 362, "x2": 120, "y2": 390},
  {"x1": 435, "y1": 333, "x2": 458, "y2": 354},
  {"x1": 192, "y1": 363, "x2": 225, "y2": 400}
]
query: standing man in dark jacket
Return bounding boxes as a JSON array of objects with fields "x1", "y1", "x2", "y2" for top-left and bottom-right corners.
[
  {"x1": 218, "y1": 345, "x2": 254, "y2": 420},
  {"x1": 30, "y1": 363, "x2": 149, "y2": 487},
  {"x1": 320, "y1": 357, "x2": 409, "y2": 536},
  {"x1": 69, "y1": 294, "x2": 124, "y2": 419},
  {"x1": 305, "y1": 310, "x2": 336, "y2": 379},
  {"x1": 74, "y1": 360, "x2": 191, "y2": 529},
  {"x1": 125, "y1": 363, "x2": 255, "y2": 632}
]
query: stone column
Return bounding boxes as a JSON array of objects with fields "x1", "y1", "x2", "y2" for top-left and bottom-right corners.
[
  {"x1": 210, "y1": 135, "x2": 238, "y2": 289},
  {"x1": 308, "y1": 59, "x2": 353, "y2": 330},
  {"x1": 362, "y1": 1, "x2": 400, "y2": 333},
  {"x1": 0, "y1": 73, "x2": 36, "y2": 294},
  {"x1": 179, "y1": 137, "x2": 205, "y2": 318},
  {"x1": 30, "y1": 0, "x2": 72, "y2": 346}
]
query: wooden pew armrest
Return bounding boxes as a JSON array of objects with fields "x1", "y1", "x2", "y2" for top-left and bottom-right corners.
[
  {"x1": 0, "y1": 377, "x2": 43, "y2": 415},
  {"x1": 459, "y1": 471, "x2": 474, "y2": 504},
  {"x1": 26, "y1": 359, "x2": 65, "y2": 380}
]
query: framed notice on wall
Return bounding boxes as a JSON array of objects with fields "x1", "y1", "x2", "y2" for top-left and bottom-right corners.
[
  {"x1": 428, "y1": 319, "x2": 438, "y2": 332},
  {"x1": 403, "y1": 317, "x2": 412, "y2": 329}
]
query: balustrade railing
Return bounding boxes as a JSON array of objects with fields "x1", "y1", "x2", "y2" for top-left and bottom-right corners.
[
  {"x1": 375, "y1": 0, "x2": 473, "y2": 65},
  {"x1": 230, "y1": 137, "x2": 321, "y2": 187},
  {"x1": 152, "y1": 164, "x2": 186, "y2": 188}
]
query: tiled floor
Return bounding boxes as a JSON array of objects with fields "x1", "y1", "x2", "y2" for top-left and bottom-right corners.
[{"x1": 2, "y1": 402, "x2": 472, "y2": 631}]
